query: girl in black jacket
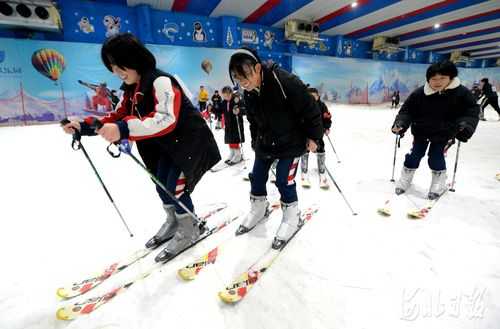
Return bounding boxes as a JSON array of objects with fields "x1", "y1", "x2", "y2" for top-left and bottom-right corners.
[
  {"x1": 62, "y1": 34, "x2": 221, "y2": 262},
  {"x1": 479, "y1": 78, "x2": 500, "y2": 121},
  {"x1": 228, "y1": 47, "x2": 323, "y2": 249},
  {"x1": 221, "y1": 86, "x2": 245, "y2": 164},
  {"x1": 392, "y1": 60, "x2": 479, "y2": 200}
]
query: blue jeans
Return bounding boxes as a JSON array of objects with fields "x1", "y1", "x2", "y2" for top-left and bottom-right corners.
[
  {"x1": 156, "y1": 155, "x2": 194, "y2": 214},
  {"x1": 251, "y1": 157, "x2": 300, "y2": 203},
  {"x1": 404, "y1": 139, "x2": 446, "y2": 171}
]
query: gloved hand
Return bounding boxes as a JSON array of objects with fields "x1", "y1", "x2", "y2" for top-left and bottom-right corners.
[
  {"x1": 456, "y1": 122, "x2": 472, "y2": 142},
  {"x1": 391, "y1": 122, "x2": 406, "y2": 136}
]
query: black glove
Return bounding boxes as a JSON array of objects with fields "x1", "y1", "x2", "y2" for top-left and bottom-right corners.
[
  {"x1": 456, "y1": 122, "x2": 472, "y2": 142},
  {"x1": 391, "y1": 122, "x2": 406, "y2": 136}
]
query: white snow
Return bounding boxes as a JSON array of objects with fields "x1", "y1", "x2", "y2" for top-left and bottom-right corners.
[{"x1": 0, "y1": 103, "x2": 499, "y2": 329}]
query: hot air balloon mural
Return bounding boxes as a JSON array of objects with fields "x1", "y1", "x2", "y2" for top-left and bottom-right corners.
[
  {"x1": 31, "y1": 48, "x2": 67, "y2": 117},
  {"x1": 201, "y1": 59, "x2": 212, "y2": 75}
]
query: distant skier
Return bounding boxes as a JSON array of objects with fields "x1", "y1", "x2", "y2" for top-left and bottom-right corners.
[
  {"x1": 211, "y1": 90, "x2": 223, "y2": 129},
  {"x1": 228, "y1": 47, "x2": 323, "y2": 249},
  {"x1": 391, "y1": 90, "x2": 400, "y2": 108},
  {"x1": 221, "y1": 86, "x2": 245, "y2": 165},
  {"x1": 391, "y1": 60, "x2": 479, "y2": 200},
  {"x1": 478, "y1": 78, "x2": 500, "y2": 121},
  {"x1": 300, "y1": 87, "x2": 332, "y2": 189}
]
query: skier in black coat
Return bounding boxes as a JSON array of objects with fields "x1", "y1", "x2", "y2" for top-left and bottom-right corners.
[
  {"x1": 300, "y1": 87, "x2": 332, "y2": 189},
  {"x1": 478, "y1": 78, "x2": 500, "y2": 121},
  {"x1": 391, "y1": 90, "x2": 400, "y2": 108},
  {"x1": 220, "y1": 86, "x2": 245, "y2": 164},
  {"x1": 211, "y1": 90, "x2": 223, "y2": 129},
  {"x1": 228, "y1": 47, "x2": 323, "y2": 249},
  {"x1": 392, "y1": 60, "x2": 479, "y2": 200},
  {"x1": 62, "y1": 34, "x2": 221, "y2": 262}
]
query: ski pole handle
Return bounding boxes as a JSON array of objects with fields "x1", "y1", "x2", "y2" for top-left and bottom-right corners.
[{"x1": 60, "y1": 118, "x2": 82, "y2": 150}]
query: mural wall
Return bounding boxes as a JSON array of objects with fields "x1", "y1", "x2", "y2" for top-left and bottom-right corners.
[
  {"x1": 0, "y1": 38, "x2": 252, "y2": 126},
  {"x1": 1, "y1": 37, "x2": 500, "y2": 126},
  {"x1": 293, "y1": 55, "x2": 500, "y2": 105}
]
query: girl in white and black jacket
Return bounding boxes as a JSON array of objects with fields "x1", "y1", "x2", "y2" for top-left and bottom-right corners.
[
  {"x1": 62, "y1": 34, "x2": 220, "y2": 262},
  {"x1": 228, "y1": 47, "x2": 323, "y2": 249},
  {"x1": 392, "y1": 60, "x2": 479, "y2": 200}
]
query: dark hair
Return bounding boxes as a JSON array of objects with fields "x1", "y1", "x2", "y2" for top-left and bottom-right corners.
[
  {"x1": 307, "y1": 87, "x2": 319, "y2": 94},
  {"x1": 426, "y1": 60, "x2": 458, "y2": 81},
  {"x1": 221, "y1": 86, "x2": 232, "y2": 94},
  {"x1": 481, "y1": 78, "x2": 489, "y2": 83},
  {"x1": 229, "y1": 47, "x2": 261, "y2": 84},
  {"x1": 101, "y1": 33, "x2": 156, "y2": 75}
]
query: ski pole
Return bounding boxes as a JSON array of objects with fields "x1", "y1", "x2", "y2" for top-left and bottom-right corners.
[
  {"x1": 326, "y1": 135, "x2": 341, "y2": 163},
  {"x1": 235, "y1": 113, "x2": 244, "y2": 160},
  {"x1": 449, "y1": 141, "x2": 461, "y2": 192},
  {"x1": 88, "y1": 118, "x2": 204, "y2": 227},
  {"x1": 390, "y1": 134, "x2": 401, "y2": 182},
  {"x1": 60, "y1": 119, "x2": 134, "y2": 237},
  {"x1": 324, "y1": 167, "x2": 358, "y2": 216}
]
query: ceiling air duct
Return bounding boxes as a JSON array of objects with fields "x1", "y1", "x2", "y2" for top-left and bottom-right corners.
[{"x1": 0, "y1": 0, "x2": 62, "y2": 32}]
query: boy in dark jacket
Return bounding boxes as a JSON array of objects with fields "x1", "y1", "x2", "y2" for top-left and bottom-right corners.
[
  {"x1": 211, "y1": 90, "x2": 223, "y2": 129},
  {"x1": 229, "y1": 47, "x2": 323, "y2": 249},
  {"x1": 62, "y1": 34, "x2": 220, "y2": 262},
  {"x1": 391, "y1": 90, "x2": 400, "y2": 108},
  {"x1": 392, "y1": 60, "x2": 479, "y2": 200},
  {"x1": 301, "y1": 87, "x2": 332, "y2": 189},
  {"x1": 479, "y1": 78, "x2": 500, "y2": 121},
  {"x1": 221, "y1": 86, "x2": 245, "y2": 164}
]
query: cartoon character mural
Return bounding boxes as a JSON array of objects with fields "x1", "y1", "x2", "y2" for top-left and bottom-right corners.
[
  {"x1": 162, "y1": 23, "x2": 179, "y2": 42},
  {"x1": 345, "y1": 41, "x2": 353, "y2": 56},
  {"x1": 78, "y1": 17, "x2": 95, "y2": 34},
  {"x1": 78, "y1": 80, "x2": 114, "y2": 112},
  {"x1": 226, "y1": 27, "x2": 234, "y2": 47},
  {"x1": 263, "y1": 31, "x2": 275, "y2": 49},
  {"x1": 193, "y1": 22, "x2": 206, "y2": 42},
  {"x1": 103, "y1": 15, "x2": 121, "y2": 38}
]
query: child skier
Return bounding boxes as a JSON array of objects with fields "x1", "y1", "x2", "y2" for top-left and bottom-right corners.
[
  {"x1": 392, "y1": 60, "x2": 479, "y2": 200},
  {"x1": 62, "y1": 33, "x2": 220, "y2": 262},
  {"x1": 300, "y1": 87, "x2": 332, "y2": 189},
  {"x1": 211, "y1": 90, "x2": 223, "y2": 129},
  {"x1": 221, "y1": 86, "x2": 245, "y2": 164},
  {"x1": 229, "y1": 47, "x2": 323, "y2": 249}
]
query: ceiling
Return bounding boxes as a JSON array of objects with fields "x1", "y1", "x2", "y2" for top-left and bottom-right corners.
[{"x1": 94, "y1": 0, "x2": 500, "y2": 60}]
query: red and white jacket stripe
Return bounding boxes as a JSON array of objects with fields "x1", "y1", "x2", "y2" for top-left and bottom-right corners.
[{"x1": 99, "y1": 76, "x2": 181, "y2": 141}]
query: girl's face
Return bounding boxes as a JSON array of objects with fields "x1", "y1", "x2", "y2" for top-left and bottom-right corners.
[
  {"x1": 111, "y1": 65, "x2": 140, "y2": 85},
  {"x1": 222, "y1": 92, "x2": 232, "y2": 101},
  {"x1": 428, "y1": 74, "x2": 451, "y2": 92},
  {"x1": 231, "y1": 63, "x2": 262, "y2": 91}
]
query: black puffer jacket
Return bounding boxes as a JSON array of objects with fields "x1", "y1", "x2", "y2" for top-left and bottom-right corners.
[
  {"x1": 481, "y1": 82, "x2": 498, "y2": 100},
  {"x1": 244, "y1": 64, "x2": 323, "y2": 159},
  {"x1": 222, "y1": 98, "x2": 245, "y2": 144},
  {"x1": 81, "y1": 69, "x2": 220, "y2": 193},
  {"x1": 393, "y1": 78, "x2": 479, "y2": 143}
]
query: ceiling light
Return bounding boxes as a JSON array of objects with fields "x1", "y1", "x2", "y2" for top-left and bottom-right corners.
[
  {"x1": 434, "y1": 23, "x2": 440, "y2": 29},
  {"x1": 351, "y1": 2, "x2": 358, "y2": 8}
]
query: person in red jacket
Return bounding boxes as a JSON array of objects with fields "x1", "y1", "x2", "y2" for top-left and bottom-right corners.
[{"x1": 62, "y1": 33, "x2": 220, "y2": 262}]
